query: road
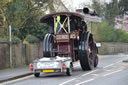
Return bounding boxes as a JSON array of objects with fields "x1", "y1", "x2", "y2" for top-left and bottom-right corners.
[{"x1": 1, "y1": 54, "x2": 128, "y2": 85}]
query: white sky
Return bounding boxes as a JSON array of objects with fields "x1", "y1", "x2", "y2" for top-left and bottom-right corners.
[
  {"x1": 73, "y1": 0, "x2": 112, "y2": 6},
  {"x1": 62, "y1": 0, "x2": 112, "y2": 11}
]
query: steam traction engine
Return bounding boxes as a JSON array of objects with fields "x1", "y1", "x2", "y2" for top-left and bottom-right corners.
[{"x1": 30, "y1": 8, "x2": 101, "y2": 77}]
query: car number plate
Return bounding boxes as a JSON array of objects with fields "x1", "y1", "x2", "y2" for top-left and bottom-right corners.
[{"x1": 43, "y1": 70, "x2": 54, "y2": 72}]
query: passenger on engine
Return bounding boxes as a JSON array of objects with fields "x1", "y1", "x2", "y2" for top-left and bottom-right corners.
[{"x1": 56, "y1": 16, "x2": 62, "y2": 34}]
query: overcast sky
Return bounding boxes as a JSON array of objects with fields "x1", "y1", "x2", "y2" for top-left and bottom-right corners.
[
  {"x1": 73, "y1": 0, "x2": 112, "y2": 7},
  {"x1": 62, "y1": 0, "x2": 112, "y2": 11}
]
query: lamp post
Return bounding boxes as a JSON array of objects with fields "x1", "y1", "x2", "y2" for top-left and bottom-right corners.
[{"x1": 9, "y1": 25, "x2": 12, "y2": 67}]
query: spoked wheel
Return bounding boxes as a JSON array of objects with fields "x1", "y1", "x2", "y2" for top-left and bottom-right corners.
[
  {"x1": 88, "y1": 53, "x2": 95, "y2": 69},
  {"x1": 43, "y1": 34, "x2": 56, "y2": 57},
  {"x1": 93, "y1": 43, "x2": 99, "y2": 67},
  {"x1": 94, "y1": 55, "x2": 98, "y2": 67},
  {"x1": 79, "y1": 32, "x2": 94, "y2": 70},
  {"x1": 66, "y1": 64, "x2": 73, "y2": 76},
  {"x1": 34, "y1": 73, "x2": 40, "y2": 77}
]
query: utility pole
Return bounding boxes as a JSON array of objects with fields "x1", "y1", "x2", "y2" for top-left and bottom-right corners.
[{"x1": 9, "y1": 25, "x2": 12, "y2": 67}]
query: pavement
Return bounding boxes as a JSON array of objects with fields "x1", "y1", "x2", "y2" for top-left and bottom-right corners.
[{"x1": 0, "y1": 66, "x2": 32, "y2": 83}]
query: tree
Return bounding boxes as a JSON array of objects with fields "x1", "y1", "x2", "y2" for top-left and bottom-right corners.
[
  {"x1": 104, "y1": 0, "x2": 119, "y2": 25},
  {"x1": 0, "y1": 0, "x2": 68, "y2": 41},
  {"x1": 6, "y1": 0, "x2": 50, "y2": 40},
  {"x1": 119, "y1": 0, "x2": 128, "y2": 16},
  {"x1": 0, "y1": 0, "x2": 12, "y2": 39},
  {"x1": 96, "y1": 21, "x2": 117, "y2": 42},
  {"x1": 91, "y1": 0, "x2": 103, "y2": 17}
]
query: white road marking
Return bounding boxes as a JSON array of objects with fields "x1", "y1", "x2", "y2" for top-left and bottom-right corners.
[
  {"x1": 103, "y1": 60, "x2": 122, "y2": 69},
  {"x1": 75, "y1": 78, "x2": 94, "y2": 85},
  {"x1": 103, "y1": 69, "x2": 122, "y2": 77},
  {"x1": 103, "y1": 64, "x2": 114, "y2": 68},
  {"x1": 105, "y1": 69, "x2": 112, "y2": 71},
  {"x1": 59, "y1": 78, "x2": 76, "y2": 85},
  {"x1": 115, "y1": 60, "x2": 122, "y2": 64},
  {"x1": 1, "y1": 75, "x2": 33, "y2": 85},
  {"x1": 82, "y1": 70, "x2": 97, "y2": 76},
  {"x1": 91, "y1": 74, "x2": 98, "y2": 76},
  {"x1": 59, "y1": 67, "x2": 97, "y2": 85}
]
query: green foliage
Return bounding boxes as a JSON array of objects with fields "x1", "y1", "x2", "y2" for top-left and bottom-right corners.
[
  {"x1": 91, "y1": 0, "x2": 104, "y2": 17},
  {"x1": 0, "y1": 0, "x2": 12, "y2": 7},
  {"x1": 104, "y1": 0, "x2": 119, "y2": 25},
  {"x1": 116, "y1": 30, "x2": 128, "y2": 43},
  {"x1": 96, "y1": 21, "x2": 117, "y2": 42},
  {"x1": 96, "y1": 21, "x2": 128, "y2": 43},
  {"x1": 119, "y1": 0, "x2": 128, "y2": 16},
  {"x1": 4, "y1": 0, "x2": 50, "y2": 41},
  {"x1": 12, "y1": 36, "x2": 21, "y2": 44},
  {"x1": 31, "y1": 23, "x2": 48, "y2": 40},
  {"x1": 0, "y1": 35, "x2": 8, "y2": 40},
  {"x1": 25, "y1": 34, "x2": 39, "y2": 43},
  {"x1": 0, "y1": 0, "x2": 12, "y2": 40}
]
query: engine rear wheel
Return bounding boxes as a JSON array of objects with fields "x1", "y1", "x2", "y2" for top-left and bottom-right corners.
[
  {"x1": 43, "y1": 34, "x2": 55, "y2": 57},
  {"x1": 94, "y1": 55, "x2": 98, "y2": 67},
  {"x1": 79, "y1": 46, "x2": 94, "y2": 70},
  {"x1": 79, "y1": 32, "x2": 94, "y2": 70}
]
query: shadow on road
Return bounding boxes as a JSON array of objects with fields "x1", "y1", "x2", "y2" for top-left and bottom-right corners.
[{"x1": 36, "y1": 67, "x2": 89, "y2": 78}]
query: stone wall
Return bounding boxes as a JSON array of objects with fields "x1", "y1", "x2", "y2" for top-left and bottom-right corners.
[
  {"x1": 12, "y1": 42, "x2": 25, "y2": 67},
  {"x1": 0, "y1": 41, "x2": 43, "y2": 69},
  {"x1": 0, "y1": 41, "x2": 9, "y2": 69},
  {"x1": 98, "y1": 42, "x2": 128, "y2": 55},
  {"x1": 25, "y1": 42, "x2": 43, "y2": 65}
]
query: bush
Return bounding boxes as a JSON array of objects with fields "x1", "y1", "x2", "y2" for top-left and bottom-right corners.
[
  {"x1": 116, "y1": 29, "x2": 128, "y2": 43},
  {"x1": 33, "y1": 23, "x2": 48, "y2": 40},
  {"x1": 96, "y1": 21, "x2": 117, "y2": 42},
  {"x1": 12, "y1": 36, "x2": 21, "y2": 44},
  {"x1": 96, "y1": 21, "x2": 128, "y2": 43},
  {"x1": 25, "y1": 34, "x2": 39, "y2": 43}
]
